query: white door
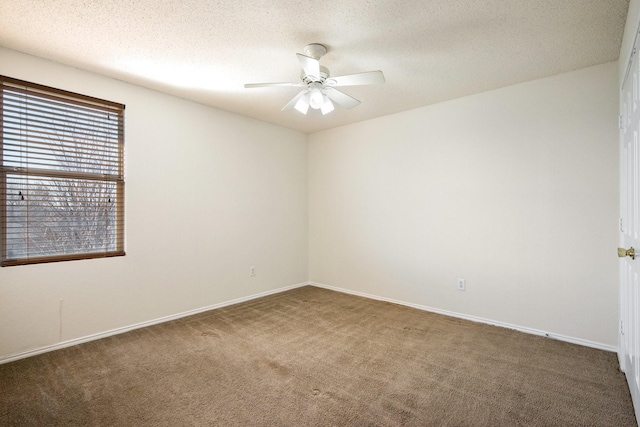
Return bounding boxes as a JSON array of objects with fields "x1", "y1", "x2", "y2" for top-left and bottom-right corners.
[{"x1": 620, "y1": 42, "x2": 640, "y2": 421}]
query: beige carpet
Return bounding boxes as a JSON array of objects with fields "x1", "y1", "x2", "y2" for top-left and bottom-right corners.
[{"x1": 0, "y1": 286, "x2": 636, "y2": 426}]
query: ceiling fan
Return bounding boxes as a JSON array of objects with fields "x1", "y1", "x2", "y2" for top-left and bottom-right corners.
[{"x1": 244, "y1": 44, "x2": 385, "y2": 115}]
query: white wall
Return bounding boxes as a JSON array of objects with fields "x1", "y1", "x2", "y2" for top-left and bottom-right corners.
[
  {"x1": 309, "y1": 62, "x2": 619, "y2": 347},
  {"x1": 0, "y1": 48, "x2": 309, "y2": 360},
  {"x1": 0, "y1": 47, "x2": 621, "y2": 358}
]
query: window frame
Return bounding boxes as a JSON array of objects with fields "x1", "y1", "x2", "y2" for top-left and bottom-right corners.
[{"x1": 0, "y1": 76, "x2": 125, "y2": 267}]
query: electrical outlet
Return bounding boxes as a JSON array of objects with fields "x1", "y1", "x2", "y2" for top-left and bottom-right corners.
[
  {"x1": 250, "y1": 266, "x2": 256, "y2": 276},
  {"x1": 457, "y1": 278, "x2": 466, "y2": 291}
]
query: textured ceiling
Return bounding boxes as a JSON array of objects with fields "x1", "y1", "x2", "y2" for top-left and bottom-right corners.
[{"x1": 0, "y1": 0, "x2": 630, "y2": 134}]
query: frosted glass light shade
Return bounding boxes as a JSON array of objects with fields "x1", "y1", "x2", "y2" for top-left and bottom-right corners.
[
  {"x1": 321, "y1": 97, "x2": 334, "y2": 115},
  {"x1": 309, "y1": 88, "x2": 323, "y2": 109},
  {"x1": 294, "y1": 93, "x2": 310, "y2": 114}
]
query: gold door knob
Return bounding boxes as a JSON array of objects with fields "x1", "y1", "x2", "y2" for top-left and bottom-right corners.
[{"x1": 619, "y1": 247, "x2": 635, "y2": 260}]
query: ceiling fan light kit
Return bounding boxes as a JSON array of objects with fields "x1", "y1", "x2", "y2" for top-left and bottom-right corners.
[{"x1": 245, "y1": 44, "x2": 385, "y2": 116}]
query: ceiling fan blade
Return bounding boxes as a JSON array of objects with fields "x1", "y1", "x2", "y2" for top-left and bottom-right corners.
[
  {"x1": 245, "y1": 82, "x2": 305, "y2": 88},
  {"x1": 281, "y1": 90, "x2": 308, "y2": 112},
  {"x1": 324, "y1": 87, "x2": 360, "y2": 109},
  {"x1": 325, "y1": 70, "x2": 385, "y2": 87},
  {"x1": 297, "y1": 53, "x2": 320, "y2": 79}
]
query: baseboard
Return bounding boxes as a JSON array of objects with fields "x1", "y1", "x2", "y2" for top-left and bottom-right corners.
[
  {"x1": 3, "y1": 280, "x2": 616, "y2": 364},
  {"x1": 310, "y1": 282, "x2": 617, "y2": 353},
  {"x1": 0, "y1": 281, "x2": 310, "y2": 364}
]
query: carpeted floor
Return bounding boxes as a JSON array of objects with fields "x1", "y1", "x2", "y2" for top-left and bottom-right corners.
[{"x1": 0, "y1": 286, "x2": 636, "y2": 426}]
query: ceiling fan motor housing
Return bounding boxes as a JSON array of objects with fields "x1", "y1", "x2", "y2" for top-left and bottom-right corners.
[{"x1": 301, "y1": 65, "x2": 330, "y2": 83}]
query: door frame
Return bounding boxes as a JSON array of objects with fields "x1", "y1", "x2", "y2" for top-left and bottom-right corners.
[{"x1": 620, "y1": 7, "x2": 640, "y2": 421}]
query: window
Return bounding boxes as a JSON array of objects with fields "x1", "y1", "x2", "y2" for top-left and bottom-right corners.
[{"x1": 1, "y1": 76, "x2": 125, "y2": 266}]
